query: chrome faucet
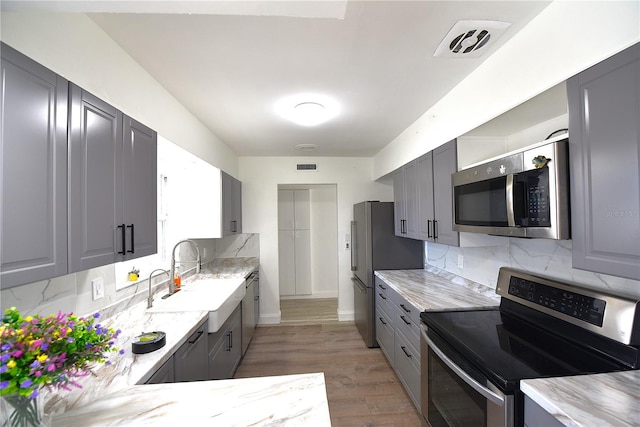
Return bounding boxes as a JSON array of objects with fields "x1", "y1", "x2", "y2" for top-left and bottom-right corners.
[
  {"x1": 147, "y1": 268, "x2": 170, "y2": 308},
  {"x1": 169, "y1": 239, "x2": 201, "y2": 294}
]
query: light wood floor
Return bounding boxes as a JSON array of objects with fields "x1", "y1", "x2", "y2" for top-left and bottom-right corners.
[
  {"x1": 235, "y1": 321, "x2": 424, "y2": 426},
  {"x1": 280, "y1": 298, "x2": 339, "y2": 324}
]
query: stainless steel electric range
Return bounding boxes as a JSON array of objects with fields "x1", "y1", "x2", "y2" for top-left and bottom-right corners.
[{"x1": 419, "y1": 267, "x2": 640, "y2": 427}]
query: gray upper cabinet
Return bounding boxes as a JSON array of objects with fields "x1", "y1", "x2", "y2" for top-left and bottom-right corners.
[
  {"x1": 393, "y1": 168, "x2": 407, "y2": 236},
  {"x1": 122, "y1": 117, "x2": 157, "y2": 260},
  {"x1": 393, "y1": 139, "x2": 459, "y2": 246},
  {"x1": 430, "y1": 140, "x2": 459, "y2": 246},
  {"x1": 68, "y1": 84, "x2": 123, "y2": 272},
  {"x1": 69, "y1": 84, "x2": 157, "y2": 273},
  {"x1": 567, "y1": 42, "x2": 640, "y2": 280},
  {"x1": 222, "y1": 171, "x2": 242, "y2": 237},
  {"x1": 1, "y1": 43, "x2": 69, "y2": 289}
]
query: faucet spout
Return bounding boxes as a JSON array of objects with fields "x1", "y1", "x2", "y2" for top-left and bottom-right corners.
[
  {"x1": 147, "y1": 268, "x2": 170, "y2": 309},
  {"x1": 169, "y1": 239, "x2": 201, "y2": 294}
]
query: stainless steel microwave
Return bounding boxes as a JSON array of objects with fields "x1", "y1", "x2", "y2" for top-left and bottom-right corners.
[{"x1": 452, "y1": 135, "x2": 569, "y2": 239}]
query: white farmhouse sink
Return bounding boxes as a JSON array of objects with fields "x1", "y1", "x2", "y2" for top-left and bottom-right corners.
[{"x1": 146, "y1": 277, "x2": 245, "y2": 333}]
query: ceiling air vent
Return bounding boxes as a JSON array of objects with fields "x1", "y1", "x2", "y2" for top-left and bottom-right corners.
[
  {"x1": 434, "y1": 20, "x2": 511, "y2": 59},
  {"x1": 296, "y1": 163, "x2": 318, "y2": 171}
]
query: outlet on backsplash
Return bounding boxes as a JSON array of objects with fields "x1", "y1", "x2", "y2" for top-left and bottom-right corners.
[{"x1": 92, "y1": 278, "x2": 105, "y2": 300}]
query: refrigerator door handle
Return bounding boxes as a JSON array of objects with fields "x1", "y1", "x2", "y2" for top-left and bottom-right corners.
[
  {"x1": 350, "y1": 220, "x2": 357, "y2": 271},
  {"x1": 351, "y1": 276, "x2": 366, "y2": 293}
]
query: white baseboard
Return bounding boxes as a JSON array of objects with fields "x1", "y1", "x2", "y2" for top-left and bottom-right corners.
[
  {"x1": 258, "y1": 311, "x2": 281, "y2": 325},
  {"x1": 280, "y1": 291, "x2": 338, "y2": 300},
  {"x1": 338, "y1": 310, "x2": 354, "y2": 321}
]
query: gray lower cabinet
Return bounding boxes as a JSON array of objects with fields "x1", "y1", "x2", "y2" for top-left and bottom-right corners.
[
  {"x1": 68, "y1": 83, "x2": 157, "y2": 273},
  {"x1": 208, "y1": 304, "x2": 242, "y2": 380},
  {"x1": 0, "y1": 43, "x2": 69, "y2": 289},
  {"x1": 567, "y1": 42, "x2": 640, "y2": 280},
  {"x1": 222, "y1": 171, "x2": 242, "y2": 237},
  {"x1": 374, "y1": 276, "x2": 421, "y2": 412},
  {"x1": 524, "y1": 396, "x2": 564, "y2": 427},
  {"x1": 241, "y1": 271, "x2": 259, "y2": 356},
  {"x1": 174, "y1": 320, "x2": 209, "y2": 382},
  {"x1": 145, "y1": 356, "x2": 175, "y2": 384},
  {"x1": 393, "y1": 139, "x2": 459, "y2": 246}
]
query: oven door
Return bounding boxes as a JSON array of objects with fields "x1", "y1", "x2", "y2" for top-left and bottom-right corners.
[{"x1": 420, "y1": 325, "x2": 514, "y2": 427}]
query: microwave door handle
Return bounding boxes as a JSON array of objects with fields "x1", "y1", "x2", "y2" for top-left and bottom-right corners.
[
  {"x1": 506, "y1": 174, "x2": 516, "y2": 227},
  {"x1": 424, "y1": 333, "x2": 505, "y2": 406},
  {"x1": 351, "y1": 221, "x2": 357, "y2": 271}
]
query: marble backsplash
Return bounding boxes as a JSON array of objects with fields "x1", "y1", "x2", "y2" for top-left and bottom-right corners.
[
  {"x1": 0, "y1": 233, "x2": 259, "y2": 318},
  {"x1": 426, "y1": 235, "x2": 640, "y2": 298}
]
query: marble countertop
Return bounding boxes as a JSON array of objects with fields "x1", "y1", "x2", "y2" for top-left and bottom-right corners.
[
  {"x1": 200, "y1": 257, "x2": 259, "y2": 279},
  {"x1": 521, "y1": 370, "x2": 640, "y2": 427},
  {"x1": 46, "y1": 256, "x2": 329, "y2": 426},
  {"x1": 374, "y1": 266, "x2": 500, "y2": 311},
  {"x1": 53, "y1": 373, "x2": 331, "y2": 426}
]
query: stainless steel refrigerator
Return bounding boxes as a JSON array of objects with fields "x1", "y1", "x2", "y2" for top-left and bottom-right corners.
[{"x1": 351, "y1": 201, "x2": 423, "y2": 347}]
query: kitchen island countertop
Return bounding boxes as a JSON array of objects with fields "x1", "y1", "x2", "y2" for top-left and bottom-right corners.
[
  {"x1": 521, "y1": 370, "x2": 640, "y2": 427},
  {"x1": 375, "y1": 266, "x2": 500, "y2": 311},
  {"x1": 53, "y1": 372, "x2": 330, "y2": 426}
]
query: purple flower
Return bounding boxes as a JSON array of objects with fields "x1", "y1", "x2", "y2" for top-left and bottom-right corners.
[
  {"x1": 1, "y1": 343, "x2": 10, "y2": 351},
  {"x1": 0, "y1": 354, "x2": 9, "y2": 363},
  {"x1": 67, "y1": 337, "x2": 75, "y2": 343},
  {"x1": 30, "y1": 360, "x2": 41, "y2": 368},
  {"x1": 119, "y1": 349, "x2": 125, "y2": 355},
  {"x1": 85, "y1": 343, "x2": 93, "y2": 349},
  {"x1": 93, "y1": 313, "x2": 100, "y2": 319},
  {"x1": 20, "y1": 378, "x2": 33, "y2": 388},
  {"x1": 0, "y1": 365, "x2": 6, "y2": 373},
  {"x1": 0, "y1": 380, "x2": 9, "y2": 390},
  {"x1": 41, "y1": 343, "x2": 49, "y2": 351},
  {"x1": 29, "y1": 389, "x2": 39, "y2": 399}
]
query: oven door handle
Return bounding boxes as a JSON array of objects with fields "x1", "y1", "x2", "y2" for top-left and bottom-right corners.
[{"x1": 423, "y1": 332, "x2": 505, "y2": 406}]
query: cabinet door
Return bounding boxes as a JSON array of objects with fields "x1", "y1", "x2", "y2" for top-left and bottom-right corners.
[
  {"x1": 294, "y1": 229, "x2": 312, "y2": 295},
  {"x1": 122, "y1": 116, "x2": 157, "y2": 260},
  {"x1": 404, "y1": 160, "x2": 419, "y2": 239},
  {"x1": 68, "y1": 84, "x2": 123, "y2": 273},
  {"x1": 294, "y1": 189, "x2": 310, "y2": 230},
  {"x1": 221, "y1": 171, "x2": 242, "y2": 236},
  {"x1": 278, "y1": 229, "x2": 296, "y2": 296},
  {"x1": 568, "y1": 43, "x2": 640, "y2": 280},
  {"x1": 278, "y1": 189, "x2": 295, "y2": 230},
  {"x1": 1, "y1": 43, "x2": 68, "y2": 289},
  {"x1": 241, "y1": 279, "x2": 255, "y2": 356},
  {"x1": 432, "y1": 139, "x2": 459, "y2": 247},
  {"x1": 174, "y1": 321, "x2": 208, "y2": 382},
  {"x1": 145, "y1": 356, "x2": 174, "y2": 384},
  {"x1": 417, "y1": 152, "x2": 435, "y2": 241},
  {"x1": 392, "y1": 168, "x2": 406, "y2": 236}
]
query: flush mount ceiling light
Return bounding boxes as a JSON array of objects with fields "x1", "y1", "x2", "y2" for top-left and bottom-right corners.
[{"x1": 275, "y1": 94, "x2": 340, "y2": 126}]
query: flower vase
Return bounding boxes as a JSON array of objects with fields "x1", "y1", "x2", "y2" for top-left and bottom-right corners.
[{"x1": 0, "y1": 393, "x2": 51, "y2": 427}]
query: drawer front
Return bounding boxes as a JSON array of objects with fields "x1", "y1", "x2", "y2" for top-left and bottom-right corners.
[
  {"x1": 376, "y1": 308, "x2": 394, "y2": 364},
  {"x1": 394, "y1": 329, "x2": 421, "y2": 410},
  {"x1": 396, "y1": 295, "x2": 420, "y2": 328},
  {"x1": 395, "y1": 305, "x2": 420, "y2": 351},
  {"x1": 376, "y1": 286, "x2": 393, "y2": 321}
]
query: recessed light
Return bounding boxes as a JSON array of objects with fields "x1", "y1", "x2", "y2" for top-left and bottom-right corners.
[{"x1": 275, "y1": 94, "x2": 340, "y2": 126}]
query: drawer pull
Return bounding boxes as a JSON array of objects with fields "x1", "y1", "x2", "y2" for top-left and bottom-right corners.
[
  {"x1": 379, "y1": 317, "x2": 387, "y2": 325},
  {"x1": 400, "y1": 315, "x2": 411, "y2": 326},
  {"x1": 401, "y1": 346, "x2": 412, "y2": 358},
  {"x1": 379, "y1": 284, "x2": 387, "y2": 290},
  {"x1": 379, "y1": 293, "x2": 387, "y2": 300},
  {"x1": 400, "y1": 304, "x2": 410, "y2": 313},
  {"x1": 188, "y1": 330, "x2": 204, "y2": 344}
]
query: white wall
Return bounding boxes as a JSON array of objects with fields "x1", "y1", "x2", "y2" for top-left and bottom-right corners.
[
  {"x1": 240, "y1": 157, "x2": 392, "y2": 323},
  {"x1": 0, "y1": 11, "x2": 239, "y2": 176},
  {"x1": 310, "y1": 185, "x2": 339, "y2": 298},
  {"x1": 374, "y1": 0, "x2": 640, "y2": 179}
]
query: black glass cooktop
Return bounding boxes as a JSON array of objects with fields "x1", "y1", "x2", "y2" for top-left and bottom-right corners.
[{"x1": 421, "y1": 308, "x2": 628, "y2": 394}]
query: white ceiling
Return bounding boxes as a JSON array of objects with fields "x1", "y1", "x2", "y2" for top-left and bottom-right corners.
[{"x1": 14, "y1": 1, "x2": 555, "y2": 157}]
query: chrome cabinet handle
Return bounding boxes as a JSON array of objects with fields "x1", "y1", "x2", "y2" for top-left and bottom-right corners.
[
  {"x1": 350, "y1": 221, "x2": 357, "y2": 271},
  {"x1": 433, "y1": 219, "x2": 438, "y2": 239}
]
